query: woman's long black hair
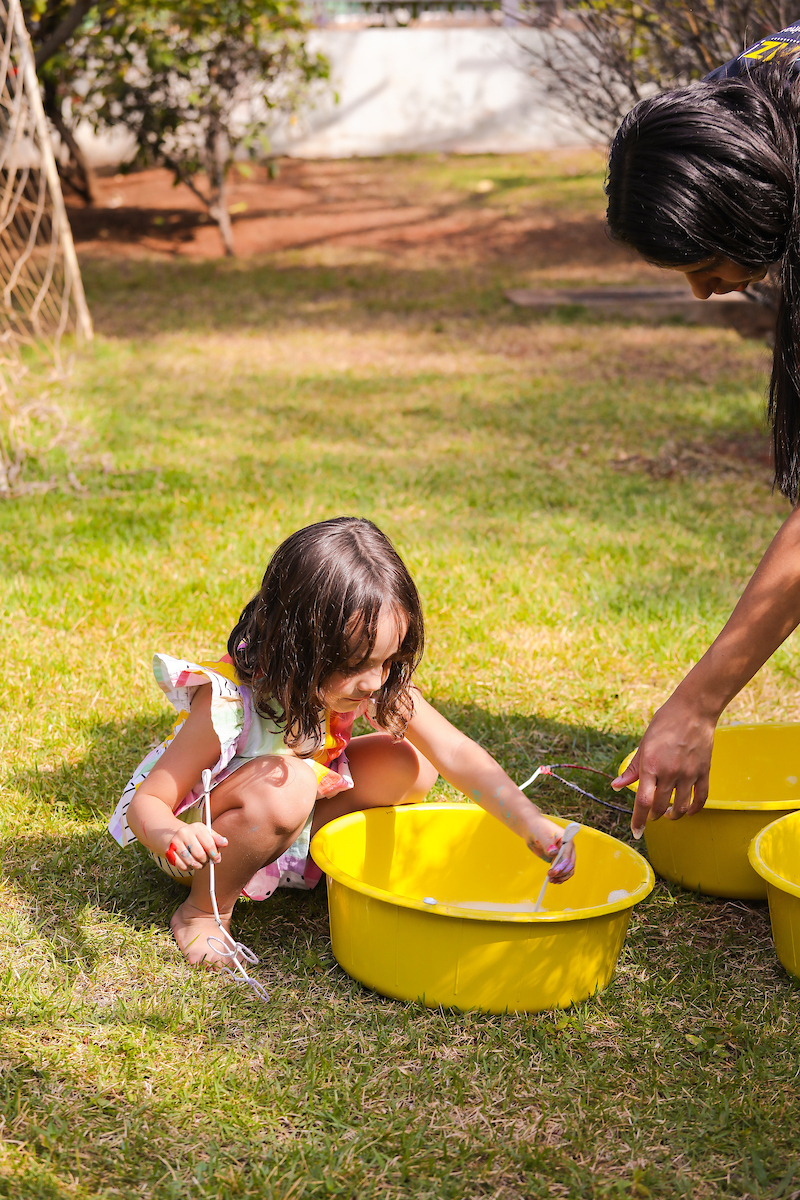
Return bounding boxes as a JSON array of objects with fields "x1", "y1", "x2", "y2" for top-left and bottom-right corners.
[
  {"x1": 606, "y1": 61, "x2": 800, "y2": 500},
  {"x1": 227, "y1": 517, "x2": 424, "y2": 750}
]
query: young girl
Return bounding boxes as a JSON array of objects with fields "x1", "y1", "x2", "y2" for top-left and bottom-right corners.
[{"x1": 109, "y1": 517, "x2": 575, "y2": 967}]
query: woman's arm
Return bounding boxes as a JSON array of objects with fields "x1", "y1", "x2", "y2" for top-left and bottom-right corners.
[
  {"x1": 613, "y1": 504, "x2": 800, "y2": 837},
  {"x1": 403, "y1": 689, "x2": 574, "y2": 880},
  {"x1": 127, "y1": 685, "x2": 227, "y2": 868}
]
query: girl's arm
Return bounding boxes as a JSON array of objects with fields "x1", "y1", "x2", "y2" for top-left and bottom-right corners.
[
  {"x1": 403, "y1": 689, "x2": 574, "y2": 881},
  {"x1": 613, "y1": 505, "x2": 800, "y2": 838},
  {"x1": 126, "y1": 685, "x2": 228, "y2": 869}
]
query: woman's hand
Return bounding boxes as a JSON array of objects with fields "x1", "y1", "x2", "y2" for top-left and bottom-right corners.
[
  {"x1": 160, "y1": 822, "x2": 227, "y2": 871},
  {"x1": 612, "y1": 692, "x2": 718, "y2": 839},
  {"x1": 526, "y1": 814, "x2": 577, "y2": 882},
  {"x1": 607, "y1": 505, "x2": 800, "y2": 839}
]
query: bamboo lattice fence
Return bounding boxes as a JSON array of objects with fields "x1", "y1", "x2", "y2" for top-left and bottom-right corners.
[{"x1": 0, "y1": 0, "x2": 92, "y2": 495}]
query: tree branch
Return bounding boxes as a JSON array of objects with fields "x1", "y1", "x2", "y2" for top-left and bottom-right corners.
[{"x1": 34, "y1": 0, "x2": 100, "y2": 69}]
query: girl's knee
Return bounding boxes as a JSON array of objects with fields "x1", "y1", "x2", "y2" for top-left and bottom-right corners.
[
  {"x1": 269, "y1": 797, "x2": 312, "y2": 841},
  {"x1": 389, "y1": 738, "x2": 438, "y2": 802},
  {"x1": 416, "y1": 755, "x2": 438, "y2": 799},
  {"x1": 344, "y1": 732, "x2": 437, "y2": 807},
  {"x1": 213, "y1": 754, "x2": 317, "y2": 835}
]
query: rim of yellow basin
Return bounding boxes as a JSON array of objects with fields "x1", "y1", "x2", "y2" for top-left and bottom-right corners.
[
  {"x1": 618, "y1": 751, "x2": 800, "y2": 811},
  {"x1": 748, "y1": 813, "x2": 800, "y2": 900},
  {"x1": 311, "y1": 803, "x2": 655, "y2": 924}
]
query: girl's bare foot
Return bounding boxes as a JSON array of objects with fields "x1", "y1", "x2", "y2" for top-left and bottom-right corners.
[{"x1": 171, "y1": 899, "x2": 234, "y2": 967}]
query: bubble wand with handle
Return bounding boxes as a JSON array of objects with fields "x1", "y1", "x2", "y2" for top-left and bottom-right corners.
[
  {"x1": 533, "y1": 820, "x2": 580, "y2": 913},
  {"x1": 519, "y1": 764, "x2": 632, "y2": 814},
  {"x1": 201, "y1": 768, "x2": 270, "y2": 1003}
]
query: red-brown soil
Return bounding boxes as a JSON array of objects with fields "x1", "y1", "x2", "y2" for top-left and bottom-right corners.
[{"x1": 66, "y1": 156, "x2": 634, "y2": 273}]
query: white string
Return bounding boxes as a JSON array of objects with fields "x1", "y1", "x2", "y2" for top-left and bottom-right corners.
[
  {"x1": 518, "y1": 766, "x2": 543, "y2": 792},
  {"x1": 202, "y1": 769, "x2": 270, "y2": 1003}
]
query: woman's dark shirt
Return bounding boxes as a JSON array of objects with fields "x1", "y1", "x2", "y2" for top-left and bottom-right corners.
[{"x1": 705, "y1": 22, "x2": 800, "y2": 81}]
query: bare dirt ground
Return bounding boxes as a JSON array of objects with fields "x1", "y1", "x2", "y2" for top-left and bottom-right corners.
[
  {"x1": 65, "y1": 151, "x2": 774, "y2": 478},
  {"x1": 66, "y1": 151, "x2": 651, "y2": 282}
]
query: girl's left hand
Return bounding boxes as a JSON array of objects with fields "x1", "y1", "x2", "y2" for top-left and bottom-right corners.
[
  {"x1": 544, "y1": 834, "x2": 576, "y2": 883},
  {"x1": 163, "y1": 822, "x2": 226, "y2": 870},
  {"x1": 526, "y1": 817, "x2": 576, "y2": 882}
]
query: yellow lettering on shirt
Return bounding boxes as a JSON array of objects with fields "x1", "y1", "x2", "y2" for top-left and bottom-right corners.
[{"x1": 743, "y1": 39, "x2": 793, "y2": 62}]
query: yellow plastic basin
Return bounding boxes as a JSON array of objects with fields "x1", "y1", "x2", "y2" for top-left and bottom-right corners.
[
  {"x1": 310, "y1": 803, "x2": 654, "y2": 1013},
  {"x1": 749, "y1": 811, "x2": 800, "y2": 981},
  {"x1": 620, "y1": 723, "x2": 800, "y2": 899}
]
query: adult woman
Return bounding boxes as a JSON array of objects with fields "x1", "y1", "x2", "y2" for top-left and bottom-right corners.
[{"x1": 605, "y1": 25, "x2": 800, "y2": 836}]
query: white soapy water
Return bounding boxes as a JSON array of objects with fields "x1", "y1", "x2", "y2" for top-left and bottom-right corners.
[
  {"x1": 420, "y1": 877, "x2": 632, "y2": 916},
  {"x1": 430, "y1": 894, "x2": 628, "y2": 914},
  {"x1": 446, "y1": 899, "x2": 547, "y2": 913}
]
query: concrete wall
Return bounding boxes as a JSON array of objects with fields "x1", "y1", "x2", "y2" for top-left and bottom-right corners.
[
  {"x1": 74, "y1": 28, "x2": 591, "y2": 166},
  {"x1": 271, "y1": 28, "x2": 591, "y2": 157}
]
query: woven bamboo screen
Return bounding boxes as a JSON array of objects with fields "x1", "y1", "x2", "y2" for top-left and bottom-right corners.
[{"x1": 0, "y1": 0, "x2": 92, "y2": 495}]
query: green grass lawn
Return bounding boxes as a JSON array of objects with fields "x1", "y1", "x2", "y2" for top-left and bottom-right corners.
[{"x1": 1, "y1": 176, "x2": 799, "y2": 1198}]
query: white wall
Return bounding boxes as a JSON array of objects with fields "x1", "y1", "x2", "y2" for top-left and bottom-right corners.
[
  {"x1": 73, "y1": 28, "x2": 591, "y2": 166},
  {"x1": 271, "y1": 28, "x2": 591, "y2": 157}
]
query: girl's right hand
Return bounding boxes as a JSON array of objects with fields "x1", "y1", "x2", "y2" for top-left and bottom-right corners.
[
  {"x1": 612, "y1": 692, "x2": 717, "y2": 839},
  {"x1": 162, "y1": 825, "x2": 228, "y2": 871}
]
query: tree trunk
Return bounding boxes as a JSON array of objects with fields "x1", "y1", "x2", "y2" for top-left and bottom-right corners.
[
  {"x1": 209, "y1": 191, "x2": 235, "y2": 257},
  {"x1": 208, "y1": 128, "x2": 235, "y2": 257},
  {"x1": 42, "y1": 81, "x2": 98, "y2": 206}
]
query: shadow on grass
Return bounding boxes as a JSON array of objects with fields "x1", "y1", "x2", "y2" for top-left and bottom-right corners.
[
  {"x1": 2, "y1": 715, "x2": 180, "y2": 970},
  {"x1": 79, "y1": 256, "x2": 517, "y2": 337},
  {"x1": 72, "y1": 249, "x2": 660, "y2": 337},
  {"x1": 76, "y1": 250, "x2": 776, "y2": 346},
  {"x1": 1, "y1": 709, "x2": 638, "y2": 972},
  {"x1": 433, "y1": 699, "x2": 637, "y2": 834}
]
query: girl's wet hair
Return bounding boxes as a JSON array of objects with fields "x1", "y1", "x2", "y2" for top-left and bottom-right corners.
[
  {"x1": 605, "y1": 62, "x2": 800, "y2": 500},
  {"x1": 228, "y1": 517, "x2": 424, "y2": 749}
]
